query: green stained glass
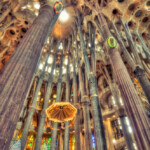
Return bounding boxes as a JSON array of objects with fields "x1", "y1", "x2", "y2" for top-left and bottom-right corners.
[{"x1": 108, "y1": 37, "x2": 117, "y2": 48}]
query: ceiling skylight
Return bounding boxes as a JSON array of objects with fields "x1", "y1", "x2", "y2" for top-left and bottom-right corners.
[
  {"x1": 58, "y1": 9, "x2": 69, "y2": 22},
  {"x1": 34, "y1": 3, "x2": 40, "y2": 9}
]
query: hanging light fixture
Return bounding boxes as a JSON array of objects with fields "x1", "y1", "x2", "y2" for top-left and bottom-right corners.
[{"x1": 46, "y1": 102, "x2": 77, "y2": 123}]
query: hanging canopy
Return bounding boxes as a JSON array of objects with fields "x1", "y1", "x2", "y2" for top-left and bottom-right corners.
[{"x1": 46, "y1": 102, "x2": 77, "y2": 123}]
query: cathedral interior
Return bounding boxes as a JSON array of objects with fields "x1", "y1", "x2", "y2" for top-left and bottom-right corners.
[{"x1": 0, "y1": 0, "x2": 150, "y2": 150}]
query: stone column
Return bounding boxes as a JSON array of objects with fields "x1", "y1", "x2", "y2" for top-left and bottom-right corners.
[
  {"x1": 21, "y1": 42, "x2": 54, "y2": 149},
  {"x1": 103, "y1": 120, "x2": 115, "y2": 150},
  {"x1": 94, "y1": 11, "x2": 150, "y2": 149},
  {"x1": 34, "y1": 52, "x2": 57, "y2": 150},
  {"x1": 120, "y1": 19, "x2": 150, "y2": 104},
  {"x1": 19, "y1": 78, "x2": 38, "y2": 122},
  {"x1": 76, "y1": 11, "x2": 107, "y2": 150},
  {"x1": 112, "y1": 22, "x2": 150, "y2": 104},
  {"x1": 111, "y1": 22, "x2": 136, "y2": 71},
  {"x1": 78, "y1": 67, "x2": 93, "y2": 150},
  {"x1": 64, "y1": 39, "x2": 71, "y2": 150},
  {"x1": 109, "y1": 49, "x2": 150, "y2": 150},
  {"x1": 110, "y1": 83, "x2": 135, "y2": 150},
  {"x1": 59, "y1": 130, "x2": 63, "y2": 150},
  {"x1": 0, "y1": 4, "x2": 60, "y2": 149},
  {"x1": 73, "y1": 41, "x2": 82, "y2": 150},
  {"x1": 80, "y1": 132, "x2": 85, "y2": 150},
  {"x1": 88, "y1": 22, "x2": 96, "y2": 76},
  {"x1": 134, "y1": 31, "x2": 150, "y2": 61},
  {"x1": 134, "y1": 66, "x2": 150, "y2": 103},
  {"x1": 50, "y1": 54, "x2": 64, "y2": 150}
]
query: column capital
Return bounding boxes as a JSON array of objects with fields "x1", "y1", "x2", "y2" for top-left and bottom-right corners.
[
  {"x1": 81, "y1": 95, "x2": 89, "y2": 105},
  {"x1": 134, "y1": 65, "x2": 145, "y2": 77},
  {"x1": 117, "y1": 107, "x2": 126, "y2": 118},
  {"x1": 74, "y1": 103, "x2": 81, "y2": 109}
]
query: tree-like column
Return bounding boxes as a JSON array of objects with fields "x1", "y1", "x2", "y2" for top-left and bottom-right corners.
[{"x1": 0, "y1": 5, "x2": 60, "y2": 149}]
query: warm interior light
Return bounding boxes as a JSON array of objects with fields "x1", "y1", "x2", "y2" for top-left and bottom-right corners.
[
  {"x1": 95, "y1": 39, "x2": 98, "y2": 44},
  {"x1": 59, "y1": 42, "x2": 63, "y2": 49},
  {"x1": 22, "y1": 6, "x2": 26, "y2": 9},
  {"x1": 48, "y1": 56, "x2": 53, "y2": 64},
  {"x1": 63, "y1": 67, "x2": 66, "y2": 74},
  {"x1": 119, "y1": 98, "x2": 124, "y2": 105},
  {"x1": 58, "y1": 9, "x2": 69, "y2": 22},
  {"x1": 112, "y1": 139, "x2": 116, "y2": 143},
  {"x1": 35, "y1": 12, "x2": 38, "y2": 16},
  {"x1": 64, "y1": 58, "x2": 68, "y2": 65},
  {"x1": 27, "y1": 5, "x2": 31, "y2": 8},
  {"x1": 45, "y1": 66, "x2": 48, "y2": 72},
  {"x1": 39, "y1": 63, "x2": 43, "y2": 70},
  {"x1": 112, "y1": 96, "x2": 116, "y2": 105},
  {"x1": 48, "y1": 67, "x2": 51, "y2": 73},
  {"x1": 34, "y1": 3, "x2": 40, "y2": 9}
]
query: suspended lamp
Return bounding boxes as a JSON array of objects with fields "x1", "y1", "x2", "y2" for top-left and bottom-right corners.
[{"x1": 46, "y1": 102, "x2": 77, "y2": 123}]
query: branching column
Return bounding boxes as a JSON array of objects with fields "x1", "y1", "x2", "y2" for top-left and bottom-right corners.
[
  {"x1": 0, "y1": 5, "x2": 59, "y2": 149},
  {"x1": 101, "y1": 63, "x2": 135, "y2": 150},
  {"x1": 34, "y1": 52, "x2": 57, "y2": 150},
  {"x1": 19, "y1": 78, "x2": 38, "y2": 122},
  {"x1": 76, "y1": 11, "x2": 107, "y2": 150},
  {"x1": 111, "y1": 22, "x2": 150, "y2": 104},
  {"x1": 64, "y1": 40, "x2": 71, "y2": 150},
  {"x1": 21, "y1": 41, "x2": 54, "y2": 149},
  {"x1": 73, "y1": 45, "x2": 81, "y2": 150},
  {"x1": 110, "y1": 83, "x2": 135, "y2": 150},
  {"x1": 78, "y1": 67, "x2": 93, "y2": 150},
  {"x1": 120, "y1": 19, "x2": 150, "y2": 103},
  {"x1": 109, "y1": 49, "x2": 150, "y2": 150},
  {"x1": 103, "y1": 120, "x2": 115, "y2": 150},
  {"x1": 75, "y1": 39, "x2": 93, "y2": 150},
  {"x1": 94, "y1": 12, "x2": 150, "y2": 149},
  {"x1": 88, "y1": 22, "x2": 96, "y2": 75},
  {"x1": 134, "y1": 31, "x2": 150, "y2": 61},
  {"x1": 50, "y1": 54, "x2": 64, "y2": 150},
  {"x1": 134, "y1": 66, "x2": 150, "y2": 103}
]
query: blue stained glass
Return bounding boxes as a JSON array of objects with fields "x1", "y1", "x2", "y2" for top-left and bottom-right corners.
[{"x1": 92, "y1": 135, "x2": 95, "y2": 149}]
